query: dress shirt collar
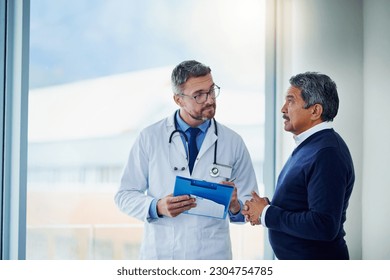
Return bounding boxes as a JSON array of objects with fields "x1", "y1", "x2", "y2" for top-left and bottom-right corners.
[
  {"x1": 175, "y1": 110, "x2": 210, "y2": 133},
  {"x1": 293, "y1": 121, "x2": 333, "y2": 147}
]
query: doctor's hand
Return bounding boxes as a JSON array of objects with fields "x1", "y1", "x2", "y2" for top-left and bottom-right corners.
[
  {"x1": 242, "y1": 191, "x2": 270, "y2": 226},
  {"x1": 156, "y1": 194, "x2": 197, "y2": 218},
  {"x1": 221, "y1": 181, "x2": 240, "y2": 215}
]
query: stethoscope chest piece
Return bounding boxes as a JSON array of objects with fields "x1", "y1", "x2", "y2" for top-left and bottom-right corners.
[
  {"x1": 209, "y1": 163, "x2": 233, "y2": 179},
  {"x1": 210, "y1": 166, "x2": 220, "y2": 177}
]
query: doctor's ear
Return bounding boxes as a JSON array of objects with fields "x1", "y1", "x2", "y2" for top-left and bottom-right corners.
[{"x1": 173, "y1": 94, "x2": 182, "y2": 106}]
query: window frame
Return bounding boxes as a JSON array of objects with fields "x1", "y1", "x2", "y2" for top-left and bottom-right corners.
[
  {"x1": 0, "y1": 0, "x2": 6, "y2": 258},
  {"x1": 263, "y1": 0, "x2": 277, "y2": 260},
  {"x1": 1, "y1": 0, "x2": 30, "y2": 260}
]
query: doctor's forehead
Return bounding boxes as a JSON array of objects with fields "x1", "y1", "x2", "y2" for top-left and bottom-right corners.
[{"x1": 182, "y1": 74, "x2": 214, "y2": 93}]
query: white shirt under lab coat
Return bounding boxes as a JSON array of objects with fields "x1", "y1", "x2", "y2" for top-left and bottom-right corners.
[{"x1": 115, "y1": 112, "x2": 258, "y2": 259}]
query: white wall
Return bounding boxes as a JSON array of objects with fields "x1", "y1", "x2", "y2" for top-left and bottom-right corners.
[
  {"x1": 363, "y1": 0, "x2": 390, "y2": 259},
  {"x1": 277, "y1": 0, "x2": 390, "y2": 260},
  {"x1": 276, "y1": 0, "x2": 364, "y2": 259}
]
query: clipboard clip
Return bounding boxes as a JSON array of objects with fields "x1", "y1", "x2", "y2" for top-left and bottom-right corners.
[{"x1": 191, "y1": 180, "x2": 217, "y2": 190}]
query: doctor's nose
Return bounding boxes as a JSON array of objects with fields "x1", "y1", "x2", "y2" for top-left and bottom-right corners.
[{"x1": 205, "y1": 94, "x2": 216, "y2": 105}]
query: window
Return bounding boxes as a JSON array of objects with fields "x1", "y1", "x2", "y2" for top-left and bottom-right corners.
[{"x1": 27, "y1": 0, "x2": 267, "y2": 259}]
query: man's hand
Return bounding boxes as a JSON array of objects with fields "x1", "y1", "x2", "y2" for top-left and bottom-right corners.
[
  {"x1": 157, "y1": 194, "x2": 197, "y2": 218},
  {"x1": 241, "y1": 191, "x2": 270, "y2": 225}
]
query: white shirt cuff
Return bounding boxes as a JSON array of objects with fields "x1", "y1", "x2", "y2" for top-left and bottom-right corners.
[{"x1": 260, "y1": 204, "x2": 271, "y2": 227}]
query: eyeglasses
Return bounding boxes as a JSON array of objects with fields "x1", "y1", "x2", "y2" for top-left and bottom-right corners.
[{"x1": 179, "y1": 85, "x2": 220, "y2": 104}]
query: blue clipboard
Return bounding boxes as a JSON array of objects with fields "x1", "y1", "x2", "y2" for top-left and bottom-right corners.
[{"x1": 173, "y1": 176, "x2": 234, "y2": 219}]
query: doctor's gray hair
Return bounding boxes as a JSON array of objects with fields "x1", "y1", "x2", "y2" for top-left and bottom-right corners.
[
  {"x1": 289, "y1": 72, "x2": 339, "y2": 122},
  {"x1": 171, "y1": 60, "x2": 211, "y2": 95}
]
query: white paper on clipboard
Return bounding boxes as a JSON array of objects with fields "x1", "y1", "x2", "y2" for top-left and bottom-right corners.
[{"x1": 188, "y1": 195, "x2": 225, "y2": 219}]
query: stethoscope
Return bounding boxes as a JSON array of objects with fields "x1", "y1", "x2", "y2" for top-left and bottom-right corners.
[{"x1": 168, "y1": 116, "x2": 220, "y2": 177}]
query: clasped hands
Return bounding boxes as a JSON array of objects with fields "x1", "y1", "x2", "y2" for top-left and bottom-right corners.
[{"x1": 241, "y1": 191, "x2": 270, "y2": 226}]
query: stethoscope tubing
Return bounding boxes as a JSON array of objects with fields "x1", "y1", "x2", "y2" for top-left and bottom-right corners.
[{"x1": 169, "y1": 116, "x2": 218, "y2": 168}]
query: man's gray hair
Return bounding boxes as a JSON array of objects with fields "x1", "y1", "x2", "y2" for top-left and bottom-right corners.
[{"x1": 289, "y1": 72, "x2": 339, "y2": 121}]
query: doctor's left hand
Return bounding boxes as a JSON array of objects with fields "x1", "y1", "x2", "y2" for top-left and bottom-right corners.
[
  {"x1": 156, "y1": 194, "x2": 197, "y2": 218},
  {"x1": 221, "y1": 181, "x2": 240, "y2": 215}
]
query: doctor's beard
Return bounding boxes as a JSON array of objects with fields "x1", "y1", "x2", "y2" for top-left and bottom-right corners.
[{"x1": 190, "y1": 104, "x2": 216, "y2": 121}]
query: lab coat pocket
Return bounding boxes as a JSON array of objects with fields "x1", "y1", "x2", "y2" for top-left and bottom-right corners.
[
  {"x1": 201, "y1": 225, "x2": 232, "y2": 259},
  {"x1": 140, "y1": 223, "x2": 174, "y2": 259},
  {"x1": 181, "y1": 222, "x2": 229, "y2": 259}
]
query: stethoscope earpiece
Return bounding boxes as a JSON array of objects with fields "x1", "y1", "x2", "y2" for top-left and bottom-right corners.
[{"x1": 173, "y1": 166, "x2": 186, "y2": 171}]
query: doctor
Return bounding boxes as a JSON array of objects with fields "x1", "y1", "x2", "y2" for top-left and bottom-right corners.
[{"x1": 115, "y1": 60, "x2": 258, "y2": 259}]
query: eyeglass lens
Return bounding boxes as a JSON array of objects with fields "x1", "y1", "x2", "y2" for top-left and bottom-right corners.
[{"x1": 194, "y1": 86, "x2": 219, "y2": 104}]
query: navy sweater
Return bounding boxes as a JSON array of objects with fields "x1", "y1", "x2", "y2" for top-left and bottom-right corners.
[{"x1": 266, "y1": 129, "x2": 355, "y2": 260}]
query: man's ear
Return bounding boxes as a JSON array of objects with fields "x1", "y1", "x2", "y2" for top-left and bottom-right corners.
[{"x1": 311, "y1": 104, "x2": 323, "y2": 121}]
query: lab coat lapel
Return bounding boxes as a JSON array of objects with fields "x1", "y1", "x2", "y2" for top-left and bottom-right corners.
[
  {"x1": 170, "y1": 131, "x2": 187, "y2": 159},
  {"x1": 166, "y1": 113, "x2": 187, "y2": 159},
  {"x1": 197, "y1": 121, "x2": 217, "y2": 159}
]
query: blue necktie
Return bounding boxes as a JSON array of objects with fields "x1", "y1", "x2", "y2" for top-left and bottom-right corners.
[{"x1": 188, "y1": 127, "x2": 200, "y2": 174}]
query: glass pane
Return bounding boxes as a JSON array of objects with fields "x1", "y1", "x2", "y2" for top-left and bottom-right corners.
[{"x1": 28, "y1": 0, "x2": 266, "y2": 260}]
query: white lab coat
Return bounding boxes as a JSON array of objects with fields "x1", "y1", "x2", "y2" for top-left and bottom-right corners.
[{"x1": 115, "y1": 112, "x2": 258, "y2": 259}]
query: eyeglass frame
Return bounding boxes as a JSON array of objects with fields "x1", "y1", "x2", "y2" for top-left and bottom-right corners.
[{"x1": 177, "y1": 84, "x2": 220, "y2": 104}]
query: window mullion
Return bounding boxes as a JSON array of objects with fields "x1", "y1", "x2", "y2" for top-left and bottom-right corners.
[{"x1": 1, "y1": 0, "x2": 30, "y2": 260}]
